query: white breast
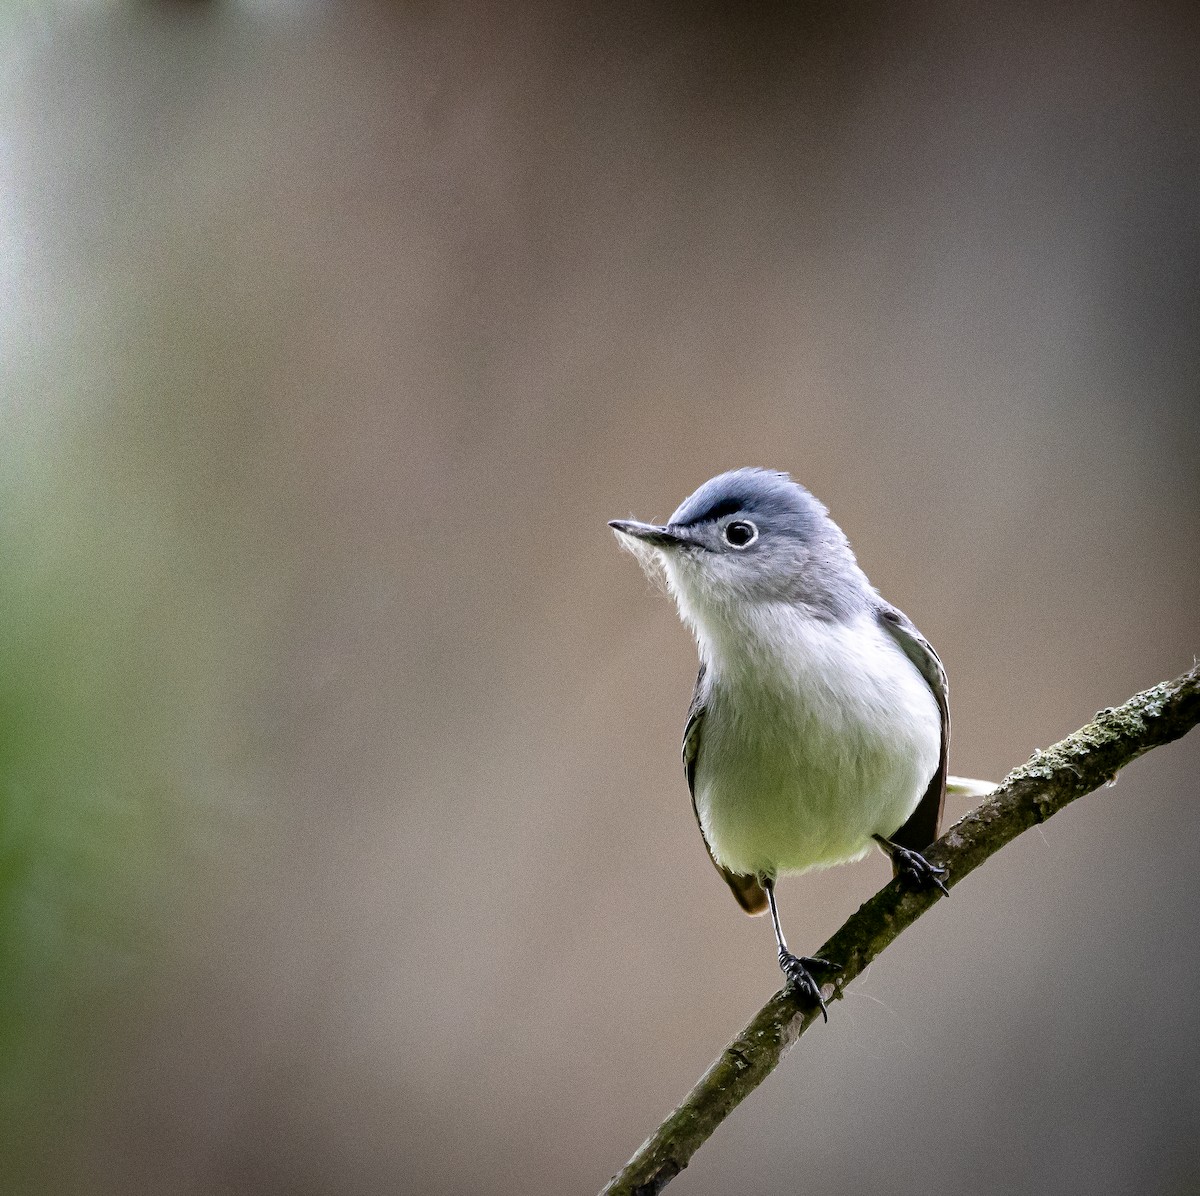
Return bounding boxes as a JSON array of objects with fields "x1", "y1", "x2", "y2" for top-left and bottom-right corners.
[{"x1": 692, "y1": 605, "x2": 941, "y2": 878}]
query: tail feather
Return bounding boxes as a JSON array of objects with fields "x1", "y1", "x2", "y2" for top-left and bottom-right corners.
[{"x1": 946, "y1": 775, "x2": 996, "y2": 799}]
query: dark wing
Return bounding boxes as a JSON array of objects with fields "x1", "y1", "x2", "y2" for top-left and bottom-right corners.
[
  {"x1": 877, "y1": 602, "x2": 949, "y2": 852},
  {"x1": 684, "y1": 665, "x2": 769, "y2": 915}
]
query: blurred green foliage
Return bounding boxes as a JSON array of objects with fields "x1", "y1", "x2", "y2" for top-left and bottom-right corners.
[{"x1": 0, "y1": 416, "x2": 267, "y2": 1185}]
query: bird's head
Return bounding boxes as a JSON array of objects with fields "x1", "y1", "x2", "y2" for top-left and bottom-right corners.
[{"x1": 609, "y1": 468, "x2": 867, "y2": 633}]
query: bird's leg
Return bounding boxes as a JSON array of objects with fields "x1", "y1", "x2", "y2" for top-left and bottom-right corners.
[
  {"x1": 873, "y1": 834, "x2": 950, "y2": 896},
  {"x1": 763, "y1": 877, "x2": 840, "y2": 1022}
]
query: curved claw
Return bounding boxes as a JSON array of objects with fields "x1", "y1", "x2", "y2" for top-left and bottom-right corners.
[
  {"x1": 800, "y1": 955, "x2": 842, "y2": 974},
  {"x1": 900, "y1": 850, "x2": 950, "y2": 896},
  {"x1": 779, "y1": 950, "x2": 832, "y2": 1021},
  {"x1": 926, "y1": 869, "x2": 950, "y2": 897},
  {"x1": 876, "y1": 836, "x2": 950, "y2": 896}
]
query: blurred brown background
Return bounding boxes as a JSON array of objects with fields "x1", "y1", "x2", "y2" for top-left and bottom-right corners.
[{"x1": 1, "y1": 3, "x2": 1198, "y2": 1194}]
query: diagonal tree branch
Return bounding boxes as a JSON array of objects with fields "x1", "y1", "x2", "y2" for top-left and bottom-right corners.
[{"x1": 601, "y1": 663, "x2": 1200, "y2": 1196}]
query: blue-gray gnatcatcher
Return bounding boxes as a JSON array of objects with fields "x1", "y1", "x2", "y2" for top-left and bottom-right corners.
[{"x1": 610, "y1": 467, "x2": 952, "y2": 1020}]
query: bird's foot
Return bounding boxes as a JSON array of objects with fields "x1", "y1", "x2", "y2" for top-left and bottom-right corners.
[
  {"x1": 877, "y1": 837, "x2": 949, "y2": 896},
  {"x1": 778, "y1": 951, "x2": 841, "y2": 1022}
]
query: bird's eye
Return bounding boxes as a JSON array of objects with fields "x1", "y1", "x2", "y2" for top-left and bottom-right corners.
[{"x1": 724, "y1": 520, "x2": 758, "y2": 548}]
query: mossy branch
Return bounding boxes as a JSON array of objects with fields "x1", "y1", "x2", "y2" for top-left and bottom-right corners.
[{"x1": 600, "y1": 663, "x2": 1200, "y2": 1196}]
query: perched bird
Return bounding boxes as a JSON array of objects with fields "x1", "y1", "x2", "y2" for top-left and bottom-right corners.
[{"x1": 610, "y1": 467, "x2": 952, "y2": 1020}]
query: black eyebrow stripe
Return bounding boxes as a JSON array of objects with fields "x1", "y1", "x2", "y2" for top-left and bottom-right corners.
[{"x1": 678, "y1": 498, "x2": 743, "y2": 526}]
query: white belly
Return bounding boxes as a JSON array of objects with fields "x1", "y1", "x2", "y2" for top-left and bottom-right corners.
[{"x1": 693, "y1": 610, "x2": 941, "y2": 879}]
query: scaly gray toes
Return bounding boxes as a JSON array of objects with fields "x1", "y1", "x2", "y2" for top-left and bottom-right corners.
[{"x1": 779, "y1": 950, "x2": 831, "y2": 1022}]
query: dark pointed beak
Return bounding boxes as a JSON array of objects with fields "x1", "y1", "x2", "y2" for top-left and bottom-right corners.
[{"x1": 608, "y1": 519, "x2": 692, "y2": 548}]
